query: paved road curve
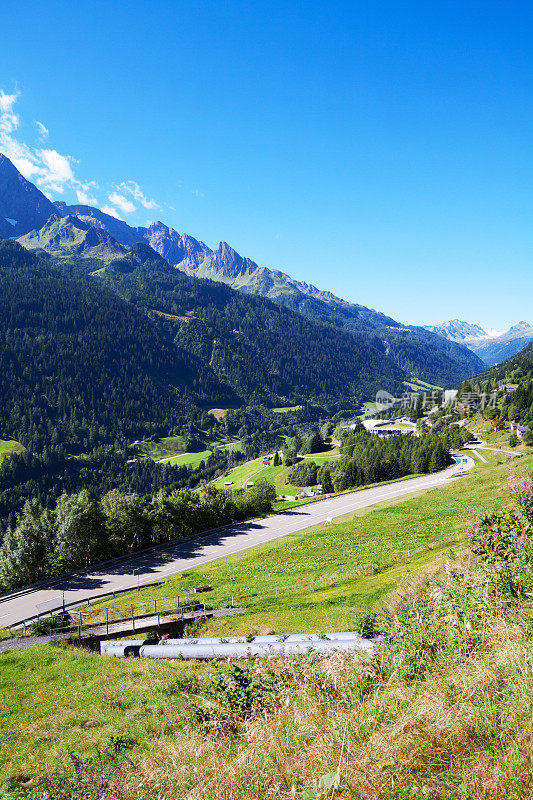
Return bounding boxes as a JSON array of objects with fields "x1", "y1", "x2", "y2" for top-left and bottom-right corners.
[{"x1": 0, "y1": 457, "x2": 474, "y2": 628}]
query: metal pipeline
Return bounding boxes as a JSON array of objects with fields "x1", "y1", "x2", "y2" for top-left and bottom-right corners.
[{"x1": 100, "y1": 632, "x2": 374, "y2": 659}]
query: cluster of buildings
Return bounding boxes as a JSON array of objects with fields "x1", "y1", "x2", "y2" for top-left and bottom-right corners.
[
  {"x1": 356, "y1": 418, "x2": 417, "y2": 437},
  {"x1": 510, "y1": 421, "x2": 531, "y2": 439}
]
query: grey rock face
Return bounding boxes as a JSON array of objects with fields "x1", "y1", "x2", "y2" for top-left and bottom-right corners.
[{"x1": 0, "y1": 153, "x2": 59, "y2": 236}]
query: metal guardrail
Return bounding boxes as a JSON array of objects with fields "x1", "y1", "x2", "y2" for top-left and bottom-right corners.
[
  {"x1": 17, "y1": 596, "x2": 216, "y2": 638},
  {"x1": 9, "y1": 580, "x2": 166, "y2": 630}
]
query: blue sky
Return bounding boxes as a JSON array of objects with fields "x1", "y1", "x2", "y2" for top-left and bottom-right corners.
[{"x1": 1, "y1": 0, "x2": 532, "y2": 328}]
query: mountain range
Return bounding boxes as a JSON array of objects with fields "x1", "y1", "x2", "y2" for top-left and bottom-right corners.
[
  {"x1": 0, "y1": 153, "x2": 484, "y2": 390},
  {"x1": 424, "y1": 319, "x2": 533, "y2": 367}
]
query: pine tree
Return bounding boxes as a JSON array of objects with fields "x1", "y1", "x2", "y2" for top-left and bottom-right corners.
[{"x1": 321, "y1": 467, "x2": 334, "y2": 493}]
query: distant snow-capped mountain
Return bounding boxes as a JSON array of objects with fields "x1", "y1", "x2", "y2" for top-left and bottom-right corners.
[
  {"x1": 424, "y1": 319, "x2": 533, "y2": 366},
  {"x1": 424, "y1": 319, "x2": 503, "y2": 343}
]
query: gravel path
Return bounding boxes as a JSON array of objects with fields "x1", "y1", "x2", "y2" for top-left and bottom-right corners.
[{"x1": 0, "y1": 635, "x2": 55, "y2": 652}]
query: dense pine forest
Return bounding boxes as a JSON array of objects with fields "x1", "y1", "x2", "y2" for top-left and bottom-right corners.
[
  {"x1": 98, "y1": 244, "x2": 406, "y2": 408},
  {"x1": 463, "y1": 341, "x2": 533, "y2": 426}
]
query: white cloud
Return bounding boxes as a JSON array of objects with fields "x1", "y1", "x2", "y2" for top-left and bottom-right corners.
[
  {"x1": 75, "y1": 180, "x2": 98, "y2": 205},
  {"x1": 108, "y1": 191, "x2": 135, "y2": 214},
  {"x1": 38, "y1": 148, "x2": 75, "y2": 182},
  {"x1": 0, "y1": 88, "x2": 163, "y2": 217},
  {"x1": 0, "y1": 91, "x2": 19, "y2": 137},
  {"x1": 0, "y1": 89, "x2": 90, "y2": 200},
  {"x1": 0, "y1": 91, "x2": 18, "y2": 113},
  {"x1": 100, "y1": 205, "x2": 124, "y2": 220},
  {"x1": 0, "y1": 91, "x2": 84, "y2": 198},
  {"x1": 76, "y1": 189, "x2": 97, "y2": 205},
  {"x1": 35, "y1": 120, "x2": 49, "y2": 140},
  {"x1": 117, "y1": 180, "x2": 158, "y2": 209}
]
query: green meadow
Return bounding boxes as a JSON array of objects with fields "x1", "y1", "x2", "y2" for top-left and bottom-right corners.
[{"x1": 0, "y1": 439, "x2": 23, "y2": 461}]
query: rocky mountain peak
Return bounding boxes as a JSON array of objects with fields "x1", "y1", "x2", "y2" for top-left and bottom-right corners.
[
  {"x1": 0, "y1": 152, "x2": 59, "y2": 237},
  {"x1": 209, "y1": 241, "x2": 258, "y2": 279}
]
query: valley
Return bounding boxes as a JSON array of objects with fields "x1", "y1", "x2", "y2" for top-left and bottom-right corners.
[
  {"x1": 2, "y1": 8, "x2": 533, "y2": 798},
  {"x1": 0, "y1": 152, "x2": 532, "y2": 800}
]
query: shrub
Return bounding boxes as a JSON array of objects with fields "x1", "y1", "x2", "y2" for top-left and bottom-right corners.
[
  {"x1": 353, "y1": 611, "x2": 378, "y2": 639},
  {"x1": 287, "y1": 460, "x2": 318, "y2": 487},
  {"x1": 378, "y1": 565, "x2": 492, "y2": 681},
  {"x1": 29, "y1": 615, "x2": 69, "y2": 636},
  {"x1": 191, "y1": 662, "x2": 277, "y2": 733}
]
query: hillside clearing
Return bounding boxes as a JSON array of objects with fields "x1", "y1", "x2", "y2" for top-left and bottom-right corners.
[{"x1": 0, "y1": 439, "x2": 24, "y2": 461}]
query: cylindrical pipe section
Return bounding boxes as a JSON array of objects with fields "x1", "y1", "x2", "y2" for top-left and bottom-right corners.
[{"x1": 100, "y1": 632, "x2": 375, "y2": 658}]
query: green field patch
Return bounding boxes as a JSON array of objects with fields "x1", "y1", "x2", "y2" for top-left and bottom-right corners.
[
  {"x1": 214, "y1": 452, "x2": 340, "y2": 495},
  {"x1": 0, "y1": 439, "x2": 24, "y2": 461},
  {"x1": 272, "y1": 405, "x2": 302, "y2": 413},
  {"x1": 162, "y1": 450, "x2": 212, "y2": 468},
  {"x1": 404, "y1": 379, "x2": 443, "y2": 391},
  {"x1": 212, "y1": 457, "x2": 267, "y2": 489},
  {"x1": 133, "y1": 435, "x2": 186, "y2": 460}
]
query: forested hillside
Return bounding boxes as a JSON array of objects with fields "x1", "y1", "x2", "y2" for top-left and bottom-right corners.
[
  {"x1": 0, "y1": 155, "x2": 483, "y2": 388},
  {"x1": 0, "y1": 237, "x2": 405, "y2": 523},
  {"x1": 0, "y1": 239, "x2": 233, "y2": 455},
  {"x1": 189, "y1": 243, "x2": 484, "y2": 387},
  {"x1": 98, "y1": 245, "x2": 406, "y2": 409},
  {"x1": 466, "y1": 341, "x2": 533, "y2": 426}
]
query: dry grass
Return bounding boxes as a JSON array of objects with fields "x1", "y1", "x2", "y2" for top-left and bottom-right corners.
[{"x1": 37, "y1": 613, "x2": 533, "y2": 800}]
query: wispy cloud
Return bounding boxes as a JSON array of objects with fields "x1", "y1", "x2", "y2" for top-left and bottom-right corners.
[
  {"x1": 117, "y1": 180, "x2": 158, "y2": 209},
  {"x1": 108, "y1": 191, "x2": 135, "y2": 215},
  {"x1": 0, "y1": 88, "x2": 162, "y2": 218},
  {"x1": 100, "y1": 205, "x2": 124, "y2": 220},
  {"x1": 0, "y1": 90, "x2": 82, "y2": 196},
  {"x1": 35, "y1": 120, "x2": 49, "y2": 140},
  {"x1": 76, "y1": 182, "x2": 98, "y2": 205}
]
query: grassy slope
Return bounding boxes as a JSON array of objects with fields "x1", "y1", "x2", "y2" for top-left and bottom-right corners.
[
  {"x1": 0, "y1": 449, "x2": 523, "y2": 786},
  {"x1": 212, "y1": 456, "x2": 267, "y2": 489},
  {"x1": 133, "y1": 435, "x2": 241, "y2": 468},
  {"x1": 0, "y1": 439, "x2": 23, "y2": 461},
  {"x1": 0, "y1": 644, "x2": 192, "y2": 781},
  {"x1": 133, "y1": 435, "x2": 187, "y2": 460},
  {"x1": 0, "y1": 449, "x2": 527, "y2": 786},
  {"x1": 213, "y1": 451, "x2": 340, "y2": 494},
  {"x1": 162, "y1": 450, "x2": 212, "y2": 468}
]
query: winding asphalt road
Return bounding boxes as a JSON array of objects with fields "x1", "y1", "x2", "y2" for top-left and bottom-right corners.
[{"x1": 0, "y1": 456, "x2": 474, "y2": 628}]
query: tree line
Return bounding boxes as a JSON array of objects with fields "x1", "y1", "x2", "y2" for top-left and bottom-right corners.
[
  {"x1": 286, "y1": 428, "x2": 450, "y2": 492},
  {"x1": 0, "y1": 480, "x2": 276, "y2": 592}
]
